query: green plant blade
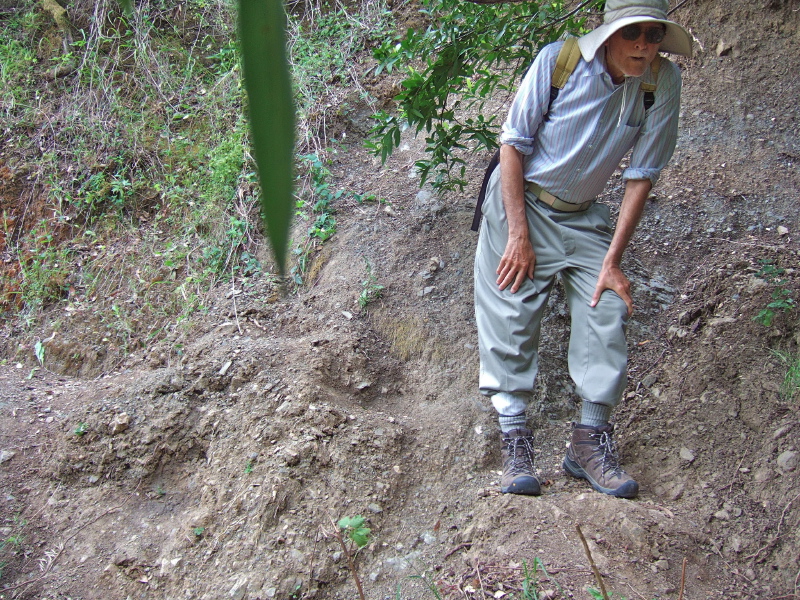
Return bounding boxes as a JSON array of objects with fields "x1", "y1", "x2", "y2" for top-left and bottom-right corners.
[{"x1": 238, "y1": 0, "x2": 295, "y2": 274}]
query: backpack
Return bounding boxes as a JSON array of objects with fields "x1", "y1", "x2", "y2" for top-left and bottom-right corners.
[{"x1": 470, "y1": 37, "x2": 662, "y2": 231}]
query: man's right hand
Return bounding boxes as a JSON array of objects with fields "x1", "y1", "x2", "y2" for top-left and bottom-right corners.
[
  {"x1": 497, "y1": 145, "x2": 535, "y2": 293},
  {"x1": 496, "y1": 237, "x2": 536, "y2": 293}
]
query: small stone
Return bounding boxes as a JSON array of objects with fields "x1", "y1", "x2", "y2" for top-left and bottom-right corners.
[
  {"x1": 776, "y1": 450, "x2": 798, "y2": 473},
  {"x1": 679, "y1": 447, "x2": 695, "y2": 463},
  {"x1": 229, "y1": 577, "x2": 248, "y2": 600},
  {"x1": 668, "y1": 482, "x2": 685, "y2": 501},
  {"x1": 727, "y1": 536, "x2": 742, "y2": 553},
  {"x1": 753, "y1": 467, "x2": 773, "y2": 482},
  {"x1": 777, "y1": 226, "x2": 789, "y2": 236},
  {"x1": 0, "y1": 450, "x2": 16, "y2": 464},
  {"x1": 368, "y1": 503, "x2": 383, "y2": 514},
  {"x1": 714, "y1": 509, "x2": 730, "y2": 521},
  {"x1": 283, "y1": 448, "x2": 301, "y2": 466},
  {"x1": 654, "y1": 558, "x2": 670, "y2": 571},
  {"x1": 415, "y1": 190, "x2": 433, "y2": 203},
  {"x1": 88, "y1": 475, "x2": 100, "y2": 484},
  {"x1": 218, "y1": 361, "x2": 233, "y2": 376},
  {"x1": 619, "y1": 517, "x2": 646, "y2": 549},
  {"x1": 641, "y1": 374, "x2": 658, "y2": 388},
  {"x1": 341, "y1": 311, "x2": 353, "y2": 320},
  {"x1": 421, "y1": 532, "x2": 436, "y2": 544},
  {"x1": 772, "y1": 424, "x2": 792, "y2": 440},
  {"x1": 110, "y1": 412, "x2": 130, "y2": 434}
]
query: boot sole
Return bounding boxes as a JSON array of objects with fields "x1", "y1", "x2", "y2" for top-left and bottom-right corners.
[
  {"x1": 501, "y1": 476, "x2": 541, "y2": 496},
  {"x1": 562, "y1": 456, "x2": 638, "y2": 499}
]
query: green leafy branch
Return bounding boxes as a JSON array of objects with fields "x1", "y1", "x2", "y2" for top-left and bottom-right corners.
[
  {"x1": 329, "y1": 515, "x2": 371, "y2": 600},
  {"x1": 367, "y1": 0, "x2": 600, "y2": 193}
]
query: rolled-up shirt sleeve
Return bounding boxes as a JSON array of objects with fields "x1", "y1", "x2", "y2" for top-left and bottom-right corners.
[
  {"x1": 499, "y1": 43, "x2": 560, "y2": 156},
  {"x1": 623, "y1": 60, "x2": 682, "y2": 186}
]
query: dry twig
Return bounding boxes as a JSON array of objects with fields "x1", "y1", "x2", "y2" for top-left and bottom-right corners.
[
  {"x1": 576, "y1": 524, "x2": 609, "y2": 600},
  {"x1": 327, "y1": 515, "x2": 366, "y2": 600},
  {"x1": 678, "y1": 557, "x2": 688, "y2": 600}
]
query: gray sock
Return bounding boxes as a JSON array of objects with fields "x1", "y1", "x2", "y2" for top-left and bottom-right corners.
[
  {"x1": 498, "y1": 412, "x2": 527, "y2": 433},
  {"x1": 580, "y1": 402, "x2": 612, "y2": 427}
]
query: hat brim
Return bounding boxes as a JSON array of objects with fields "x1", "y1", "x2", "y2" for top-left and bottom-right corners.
[{"x1": 577, "y1": 17, "x2": 693, "y2": 61}]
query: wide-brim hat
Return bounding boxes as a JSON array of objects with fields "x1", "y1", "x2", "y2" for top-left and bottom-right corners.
[{"x1": 577, "y1": 0, "x2": 693, "y2": 61}]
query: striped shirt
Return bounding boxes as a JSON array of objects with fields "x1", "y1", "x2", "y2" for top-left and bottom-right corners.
[{"x1": 500, "y1": 40, "x2": 682, "y2": 204}]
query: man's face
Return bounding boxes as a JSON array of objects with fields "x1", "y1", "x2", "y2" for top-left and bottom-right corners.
[{"x1": 604, "y1": 21, "x2": 665, "y2": 83}]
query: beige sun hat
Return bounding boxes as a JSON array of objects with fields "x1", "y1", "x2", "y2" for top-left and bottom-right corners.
[{"x1": 577, "y1": 0, "x2": 693, "y2": 61}]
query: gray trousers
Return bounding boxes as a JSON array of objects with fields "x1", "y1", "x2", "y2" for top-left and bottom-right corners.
[{"x1": 474, "y1": 168, "x2": 629, "y2": 416}]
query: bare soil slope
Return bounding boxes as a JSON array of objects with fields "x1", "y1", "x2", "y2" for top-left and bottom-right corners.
[{"x1": 1, "y1": 1, "x2": 800, "y2": 599}]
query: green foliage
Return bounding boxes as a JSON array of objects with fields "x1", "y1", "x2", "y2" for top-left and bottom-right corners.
[
  {"x1": 34, "y1": 340, "x2": 45, "y2": 365},
  {"x1": 753, "y1": 259, "x2": 795, "y2": 327},
  {"x1": 772, "y1": 350, "x2": 800, "y2": 401},
  {"x1": 337, "y1": 515, "x2": 371, "y2": 548},
  {"x1": 408, "y1": 569, "x2": 443, "y2": 600},
  {"x1": 287, "y1": 2, "x2": 393, "y2": 144},
  {"x1": 244, "y1": 459, "x2": 255, "y2": 474},
  {"x1": 17, "y1": 222, "x2": 72, "y2": 311},
  {"x1": 289, "y1": 153, "x2": 344, "y2": 286},
  {"x1": 0, "y1": 27, "x2": 36, "y2": 116},
  {"x1": 368, "y1": 0, "x2": 598, "y2": 193},
  {"x1": 0, "y1": 516, "x2": 27, "y2": 579},
  {"x1": 359, "y1": 258, "x2": 385, "y2": 309},
  {"x1": 74, "y1": 422, "x2": 89, "y2": 437}
]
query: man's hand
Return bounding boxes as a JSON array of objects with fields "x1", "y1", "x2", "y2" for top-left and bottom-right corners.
[
  {"x1": 591, "y1": 263, "x2": 633, "y2": 316},
  {"x1": 592, "y1": 178, "x2": 651, "y2": 316},
  {"x1": 497, "y1": 237, "x2": 536, "y2": 293},
  {"x1": 496, "y1": 144, "x2": 533, "y2": 294}
]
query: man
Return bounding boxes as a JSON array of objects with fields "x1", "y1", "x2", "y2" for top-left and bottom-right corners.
[{"x1": 474, "y1": 0, "x2": 693, "y2": 498}]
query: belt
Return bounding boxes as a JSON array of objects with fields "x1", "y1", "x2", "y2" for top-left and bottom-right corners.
[{"x1": 526, "y1": 182, "x2": 594, "y2": 212}]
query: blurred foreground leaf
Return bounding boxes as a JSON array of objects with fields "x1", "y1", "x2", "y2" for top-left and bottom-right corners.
[{"x1": 239, "y1": 0, "x2": 295, "y2": 274}]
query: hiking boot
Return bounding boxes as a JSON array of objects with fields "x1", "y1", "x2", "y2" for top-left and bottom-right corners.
[
  {"x1": 501, "y1": 428, "x2": 541, "y2": 496},
  {"x1": 563, "y1": 423, "x2": 639, "y2": 499}
]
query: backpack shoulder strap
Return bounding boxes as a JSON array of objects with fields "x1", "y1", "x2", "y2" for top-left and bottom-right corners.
[
  {"x1": 640, "y1": 54, "x2": 662, "y2": 111},
  {"x1": 552, "y1": 37, "x2": 582, "y2": 91},
  {"x1": 548, "y1": 37, "x2": 582, "y2": 111}
]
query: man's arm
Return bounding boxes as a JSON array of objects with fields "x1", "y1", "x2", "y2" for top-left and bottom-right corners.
[
  {"x1": 497, "y1": 144, "x2": 536, "y2": 293},
  {"x1": 590, "y1": 178, "x2": 652, "y2": 315}
]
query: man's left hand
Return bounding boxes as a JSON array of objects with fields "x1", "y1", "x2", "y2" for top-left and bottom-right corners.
[{"x1": 591, "y1": 263, "x2": 633, "y2": 316}]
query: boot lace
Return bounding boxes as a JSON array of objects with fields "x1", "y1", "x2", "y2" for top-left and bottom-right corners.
[
  {"x1": 505, "y1": 435, "x2": 536, "y2": 476},
  {"x1": 590, "y1": 429, "x2": 624, "y2": 476}
]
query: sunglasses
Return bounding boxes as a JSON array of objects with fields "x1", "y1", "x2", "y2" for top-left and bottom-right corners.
[{"x1": 619, "y1": 23, "x2": 667, "y2": 44}]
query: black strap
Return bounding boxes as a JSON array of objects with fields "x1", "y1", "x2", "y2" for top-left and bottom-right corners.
[
  {"x1": 470, "y1": 83, "x2": 561, "y2": 232},
  {"x1": 643, "y1": 90, "x2": 655, "y2": 111},
  {"x1": 471, "y1": 148, "x2": 501, "y2": 232}
]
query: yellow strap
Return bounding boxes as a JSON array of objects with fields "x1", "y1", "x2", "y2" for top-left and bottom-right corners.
[
  {"x1": 640, "y1": 54, "x2": 661, "y2": 93},
  {"x1": 552, "y1": 37, "x2": 582, "y2": 90}
]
